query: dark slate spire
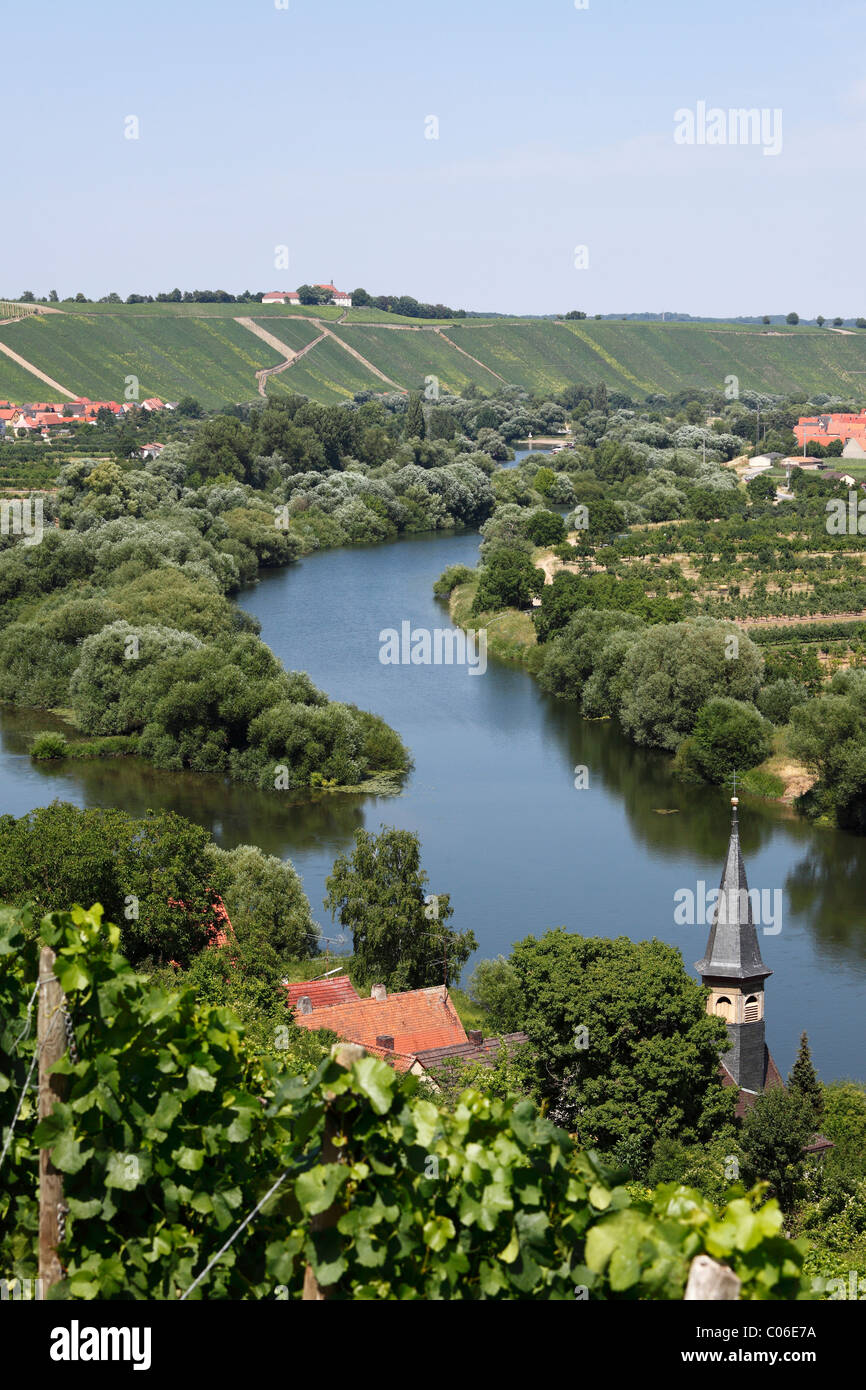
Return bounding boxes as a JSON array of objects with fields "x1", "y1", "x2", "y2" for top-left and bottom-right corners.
[{"x1": 695, "y1": 798, "x2": 772, "y2": 982}]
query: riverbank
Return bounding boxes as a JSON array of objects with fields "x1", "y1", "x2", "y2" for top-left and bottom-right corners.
[{"x1": 447, "y1": 569, "x2": 815, "y2": 806}]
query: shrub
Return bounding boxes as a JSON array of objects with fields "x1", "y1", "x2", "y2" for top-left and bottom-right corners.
[{"x1": 30, "y1": 731, "x2": 69, "y2": 760}]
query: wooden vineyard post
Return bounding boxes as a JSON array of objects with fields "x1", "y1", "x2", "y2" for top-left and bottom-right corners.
[
  {"x1": 38, "y1": 946, "x2": 68, "y2": 1291},
  {"x1": 302, "y1": 1043, "x2": 366, "y2": 1301}
]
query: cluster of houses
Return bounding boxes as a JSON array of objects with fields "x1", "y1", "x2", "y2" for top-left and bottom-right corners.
[
  {"x1": 262, "y1": 282, "x2": 352, "y2": 308},
  {"x1": 283, "y1": 974, "x2": 527, "y2": 1081},
  {"x1": 794, "y1": 410, "x2": 866, "y2": 457},
  {"x1": 0, "y1": 395, "x2": 169, "y2": 441}
]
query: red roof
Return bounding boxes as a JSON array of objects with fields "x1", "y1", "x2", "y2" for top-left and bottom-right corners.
[
  {"x1": 293, "y1": 985, "x2": 467, "y2": 1055},
  {"x1": 284, "y1": 976, "x2": 360, "y2": 1012}
]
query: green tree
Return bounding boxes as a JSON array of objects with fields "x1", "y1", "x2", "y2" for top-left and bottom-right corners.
[
  {"x1": 505, "y1": 929, "x2": 735, "y2": 1163},
  {"x1": 678, "y1": 697, "x2": 773, "y2": 784},
  {"x1": 788, "y1": 1031, "x2": 823, "y2": 1126},
  {"x1": 468, "y1": 955, "x2": 524, "y2": 1030},
  {"x1": 786, "y1": 312, "x2": 799, "y2": 325},
  {"x1": 592, "y1": 381, "x2": 609, "y2": 413},
  {"x1": 404, "y1": 394, "x2": 426, "y2": 440},
  {"x1": 324, "y1": 827, "x2": 476, "y2": 990},
  {"x1": 523, "y1": 509, "x2": 565, "y2": 546},
  {"x1": 471, "y1": 547, "x2": 544, "y2": 614},
  {"x1": 741, "y1": 1087, "x2": 814, "y2": 1211},
  {"x1": 619, "y1": 619, "x2": 764, "y2": 752}
]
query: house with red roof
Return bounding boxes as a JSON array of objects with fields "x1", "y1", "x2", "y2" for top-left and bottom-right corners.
[
  {"x1": 291, "y1": 981, "x2": 529, "y2": 1078},
  {"x1": 315, "y1": 282, "x2": 352, "y2": 307},
  {"x1": 262, "y1": 291, "x2": 301, "y2": 305}
]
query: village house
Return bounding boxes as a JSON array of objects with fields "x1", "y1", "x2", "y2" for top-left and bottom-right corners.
[
  {"x1": 315, "y1": 282, "x2": 352, "y2": 307},
  {"x1": 0, "y1": 395, "x2": 166, "y2": 435},
  {"x1": 795, "y1": 410, "x2": 866, "y2": 453},
  {"x1": 286, "y1": 977, "x2": 528, "y2": 1080},
  {"x1": 262, "y1": 291, "x2": 301, "y2": 305}
]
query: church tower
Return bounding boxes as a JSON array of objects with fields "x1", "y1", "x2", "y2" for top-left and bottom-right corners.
[{"x1": 695, "y1": 796, "x2": 774, "y2": 1097}]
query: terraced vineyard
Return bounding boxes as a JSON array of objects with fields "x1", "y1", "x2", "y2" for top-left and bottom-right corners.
[{"x1": 3, "y1": 306, "x2": 866, "y2": 406}]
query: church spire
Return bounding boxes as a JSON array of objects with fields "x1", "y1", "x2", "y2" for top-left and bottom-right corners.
[
  {"x1": 695, "y1": 797, "x2": 772, "y2": 982},
  {"x1": 696, "y1": 797, "x2": 773, "y2": 1096}
]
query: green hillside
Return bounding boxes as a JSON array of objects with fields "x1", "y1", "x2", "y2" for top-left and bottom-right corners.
[
  {"x1": 2, "y1": 307, "x2": 866, "y2": 407},
  {"x1": 331, "y1": 325, "x2": 505, "y2": 393}
]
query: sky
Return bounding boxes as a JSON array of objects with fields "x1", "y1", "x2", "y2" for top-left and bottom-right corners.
[{"x1": 4, "y1": 0, "x2": 866, "y2": 316}]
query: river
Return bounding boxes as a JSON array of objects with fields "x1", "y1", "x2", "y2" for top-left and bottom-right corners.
[{"x1": 1, "y1": 529, "x2": 864, "y2": 1080}]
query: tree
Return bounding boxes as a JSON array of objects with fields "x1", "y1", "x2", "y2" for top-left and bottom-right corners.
[
  {"x1": 48, "y1": 289, "x2": 59, "y2": 303},
  {"x1": 523, "y1": 508, "x2": 565, "y2": 546},
  {"x1": 210, "y1": 842, "x2": 318, "y2": 968},
  {"x1": 20, "y1": 290, "x2": 35, "y2": 303},
  {"x1": 296, "y1": 284, "x2": 321, "y2": 305},
  {"x1": 592, "y1": 381, "x2": 609, "y2": 413},
  {"x1": 762, "y1": 315, "x2": 771, "y2": 324},
  {"x1": 677, "y1": 697, "x2": 773, "y2": 784},
  {"x1": 786, "y1": 312, "x2": 799, "y2": 325},
  {"x1": 564, "y1": 309, "x2": 587, "y2": 320},
  {"x1": 788, "y1": 1031, "x2": 823, "y2": 1126},
  {"x1": 619, "y1": 619, "x2": 764, "y2": 752},
  {"x1": 324, "y1": 826, "x2": 476, "y2": 990},
  {"x1": 816, "y1": 315, "x2": 825, "y2": 327},
  {"x1": 404, "y1": 394, "x2": 426, "y2": 440},
  {"x1": 176, "y1": 395, "x2": 204, "y2": 418},
  {"x1": 471, "y1": 547, "x2": 545, "y2": 614},
  {"x1": 856, "y1": 318, "x2": 866, "y2": 330},
  {"x1": 741, "y1": 1087, "x2": 814, "y2": 1211},
  {"x1": 468, "y1": 956, "x2": 523, "y2": 1030},
  {"x1": 833, "y1": 317, "x2": 844, "y2": 327},
  {"x1": 504, "y1": 929, "x2": 735, "y2": 1159}
]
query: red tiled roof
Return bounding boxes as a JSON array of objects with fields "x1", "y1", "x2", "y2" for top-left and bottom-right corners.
[
  {"x1": 294, "y1": 985, "x2": 468, "y2": 1055},
  {"x1": 284, "y1": 976, "x2": 360, "y2": 1011}
]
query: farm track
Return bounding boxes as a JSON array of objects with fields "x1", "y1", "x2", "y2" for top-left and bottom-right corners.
[{"x1": 0, "y1": 338, "x2": 77, "y2": 398}]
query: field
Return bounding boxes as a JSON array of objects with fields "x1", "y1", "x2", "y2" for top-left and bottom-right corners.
[{"x1": 3, "y1": 307, "x2": 866, "y2": 406}]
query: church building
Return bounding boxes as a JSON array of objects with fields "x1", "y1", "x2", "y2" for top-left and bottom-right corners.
[{"x1": 695, "y1": 796, "x2": 784, "y2": 1115}]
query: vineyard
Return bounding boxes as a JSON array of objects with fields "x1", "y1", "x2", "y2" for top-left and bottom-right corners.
[
  {"x1": 4, "y1": 307, "x2": 866, "y2": 406},
  {"x1": 0, "y1": 905, "x2": 811, "y2": 1301}
]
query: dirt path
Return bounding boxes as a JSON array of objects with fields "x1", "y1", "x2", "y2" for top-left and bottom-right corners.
[
  {"x1": 316, "y1": 324, "x2": 403, "y2": 387},
  {"x1": 735, "y1": 610, "x2": 866, "y2": 629},
  {"x1": 0, "y1": 339, "x2": 77, "y2": 398},
  {"x1": 434, "y1": 328, "x2": 508, "y2": 383},
  {"x1": 235, "y1": 316, "x2": 305, "y2": 360}
]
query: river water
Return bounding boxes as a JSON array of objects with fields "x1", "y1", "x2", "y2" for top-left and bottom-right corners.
[{"x1": 1, "y1": 529, "x2": 864, "y2": 1080}]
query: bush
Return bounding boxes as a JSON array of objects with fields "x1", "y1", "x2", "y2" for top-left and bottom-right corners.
[
  {"x1": 758, "y1": 678, "x2": 810, "y2": 725},
  {"x1": 30, "y1": 731, "x2": 69, "y2": 760},
  {"x1": 433, "y1": 563, "x2": 475, "y2": 598},
  {"x1": 677, "y1": 698, "x2": 774, "y2": 784}
]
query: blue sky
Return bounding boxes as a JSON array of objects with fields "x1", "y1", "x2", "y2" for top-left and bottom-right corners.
[{"x1": 4, "y1": 0, "x2": 866, "y2": 315}]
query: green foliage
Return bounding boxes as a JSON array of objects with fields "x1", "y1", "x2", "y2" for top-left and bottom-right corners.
[
  {"x1": 758, "y1": 678, "x2": 809, "y2": 725},
  {"x1": 0, "y1": 905, "x2": 811, "y2": 1300},
  {"x1": 619, "y1": 620, "x2": 764, "y2": 752},
  {"x1": 471, "y1": 548, "x2": 545, "y2": 615},
  {"x1": 0, "y1": 803, "x2": 317, "y2": 970},
  {"x1": 677, "y1": 697, "x2": 773, "y2": 784},
  {"x1": 468, "y1": 956, "x2": 524, "y2": 1032},
  {"x1": 432, "y1": 563, "x2": 475, "y2": 598},
  {"x1": 523, "y1": 509, "x2": 566, "y2": 546},
  {"x1": 788, "y1": 1033, "x2": 824, "y2": 1127},
  {"x1": 789, "y1": 671, "x2": 866, "y2": 831},
  {"x1": 324, "y1": 827, "x2": 476, "y2": 991},
  {"x1": 501, "y1": 929, "x2": 736, "y2": 1165},
  {"x1": 741, "y1": 1087, "x2": 815, "y2": 1212},
  {"x1": 30, "y1": 731, "x2": 69, "y2": 760}
]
